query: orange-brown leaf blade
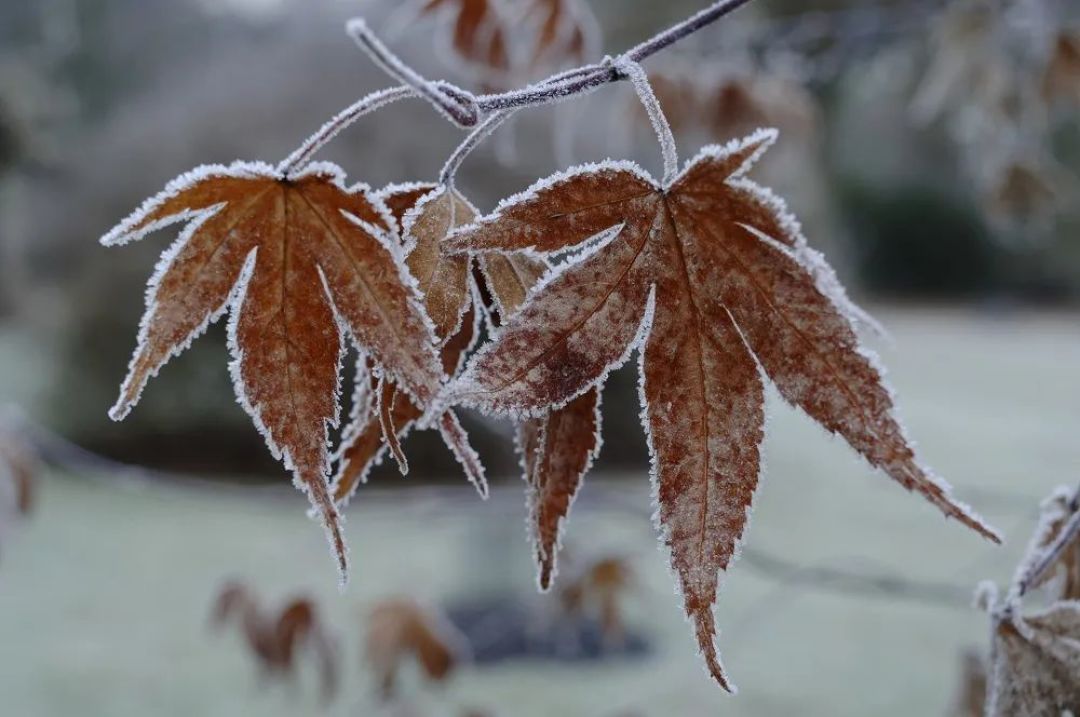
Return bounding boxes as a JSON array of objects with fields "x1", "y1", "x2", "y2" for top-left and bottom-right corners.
[
  {"x1": 524, "y1": 387, "x2": 601, "y2": 590},
  {"x1": 677, "y1": 193, "x2": 997, "y2": 541},
  {"x1": 453, "y1": 218, "x2": 654, "y2": 415},
  {"x1": 332, "y1": 308, "x2": 481, "y2": 507},
  {"x1": 404, "y1": 188, "x2": 477, "y2": 341},
  {"x1": 643, "y1": 250, "x2": 765, "y2": 692},
  {"x1": 375, "y1": 378, "x2": 409, "y2": 475},
  {"x1": 444, "y1": 164, "x2": 656, "y2": 255},
  {"x1": 106, "y1": 172, "x2": 273, "y2": 420},
  {"x1": 231, "y1": 185, "x2": 348, "y2": 577},
  {"x1": 477, "y1": 252, "x2": 548, "y2": 317},
  {"x1": 298, "y1": 173, "x2": 443, "y2": 411}
]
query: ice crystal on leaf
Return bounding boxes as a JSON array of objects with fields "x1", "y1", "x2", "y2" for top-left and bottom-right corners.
[
  {"x1": 986, "y1": 604, "x2": 1080, "y2": 716},
  {"x1": 332, "y1": 184, "x2": 486, "y2": 507},
  {"x1": 444, "y1": 128, "x2": 1001, "y2": 690},
  {"x1": 101, "y1": 163, "x2": 463, "y2": 582},
  {"x1": 982, "y1": 485, "x2": 1080, "y2": 716},
  {"x1": 476, "y1": 240, "x2": 602, "y2": 591}
]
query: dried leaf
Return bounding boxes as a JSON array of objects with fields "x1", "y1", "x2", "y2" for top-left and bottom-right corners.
[
  {"x1": 332, "y1": 185, "x2": 485, "y2": 506},
  {"x1": 366, "y1": 597, "x2": 467, "y2": 700},
  {"x1": 212, "y1": 581, "x2": 339, "y2": 704},
  {"x1": 518, "y1": 388, "x2": 601, "y2": 590},
  {"x1": 445, "y1": 130, "x2": 1000, "y2": 689},
  {"x1": 476, "y1": 240, "x2": 601, "y2": 590},
  {"x1": 102, "y1": 162, "x2": 451, "y2": 580},
  {"x1": 558, "y1": 554, "x2": 634, "y2": 645},
  {"x1": 987, "y1": 604, "x2": 1080, "y2": 716},
  {"x1": 1042, "y1": 32, "x2": 1080, "y2": 106},
  {"x1": 987, "y1": 160, "x2": 1060, "y2": 224}
]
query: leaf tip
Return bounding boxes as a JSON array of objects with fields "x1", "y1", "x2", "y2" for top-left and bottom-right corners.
[
  {"x1": 107, "y1": 399, "x2": 131, "y2": 422},
  {"x1": 704, "y1": 650, "x2": 737, "y2": 694},
  {"x1": 538, "y1": 563, "x2": 554, "y2": 592}
]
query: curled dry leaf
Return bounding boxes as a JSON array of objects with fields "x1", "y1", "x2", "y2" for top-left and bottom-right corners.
[
  {"x1": 212, "y1": 581, "x2": 339, "y2": 704},
  {"x1": 445, "y1": 129, "x2": 1000, "y2": 690},
  {"x1": 980, "y1": 485, "x2": 1080, "y2": 715},
  {"x1": 986, "y1": 604, "x2": 1080, "y2": 716},
  {"x1": 332, "y1": 184, "x2": 486, "y2": 506},
  {"x1": 365, "y1": 596, "x2": 468, "y2": 700},
  {"x1": 101, "y1": 162, "x2": 453, "y2": 581}
]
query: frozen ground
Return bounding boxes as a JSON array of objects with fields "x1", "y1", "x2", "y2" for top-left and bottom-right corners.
[{"x1": 0, "y1": 307, "x2": 1077, "y2": 716}]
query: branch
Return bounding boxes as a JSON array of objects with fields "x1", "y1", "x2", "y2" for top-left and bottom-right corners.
[
  {"x1": 346, "y1": 19, "x2": 479, "y2": 128},
  {"x1": 285, "y1": 1, "x2": 757, "y2": 176},
  {"x1": 473, "y1": 0, "x2": 756, "y2": 114}
]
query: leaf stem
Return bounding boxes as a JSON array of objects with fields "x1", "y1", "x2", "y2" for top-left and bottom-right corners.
[
  {"x1": 616, "y1": 58, "x2": 679, "y2": 184},
  {"x1": 277, "y1": 85, "x2": 415, "y2": 176},
  {"x1": 346, "y1": 18, "x2": 479, "y2": 127},
  {"x1": 439, "y1": 109, "x2": 518, "y2": 186}
]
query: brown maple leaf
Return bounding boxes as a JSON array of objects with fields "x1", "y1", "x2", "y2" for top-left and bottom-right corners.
[
  {"x1": 477, "y1": 244, "x2": 602, "y2": 590},
  {"x1": 365, "y1": 596, "x2": 467, "y2": 700},
  {"x1": 986, "y1": 604, "x2": 1080, "y2": 716},
  {"x1": 101, "y1": 162, "x2": 459, "y2": 581},
  {"x1": 443, "y1": 129, "x2": 1000, "y2": 690},
  {"x1": 333, "y1": 184, "x2": 485, "y2": 505},
  {"x1": 212, "y1": 581, "x2": 339, "y2": 705}
]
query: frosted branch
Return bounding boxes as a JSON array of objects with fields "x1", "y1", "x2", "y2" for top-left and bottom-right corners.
[
  {"x1": 439, "y1": 109, "x2": 519, "y2": 186},
  {"x1": 346, "y1": 18, "x2": 479, "y2": 127},
  {"x1": 616, "y1": 58, "x2": 678, "y2": 185},
  {"x1": 341, "y1": 0, "x2": 755, "y2": 130}
]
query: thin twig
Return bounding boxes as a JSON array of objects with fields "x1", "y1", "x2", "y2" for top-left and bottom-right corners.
[
  {"x1": 616, "y1": 58, "x2": 679, "y2": 184},
  {"x1": 439, "y1": 109, "x2": 518, "y2": 186},
  {"x1": 277, "y1": 85, "x2": 415, "y2": 175},
  {"x1": 347, "y1": 18, "x2": 479, "y2": 127}
]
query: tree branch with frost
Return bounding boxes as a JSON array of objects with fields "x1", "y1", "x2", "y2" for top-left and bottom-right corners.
[{"x1": 280, "y1": 0, "x2": 758, "y2": 175}]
